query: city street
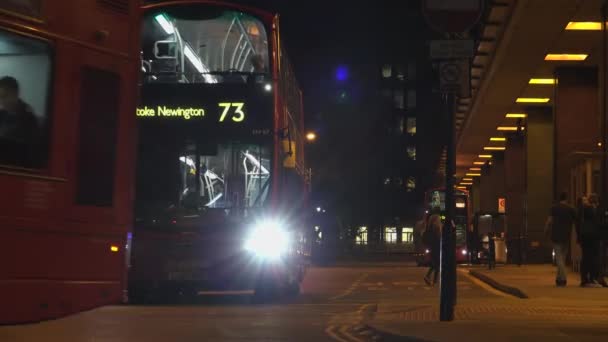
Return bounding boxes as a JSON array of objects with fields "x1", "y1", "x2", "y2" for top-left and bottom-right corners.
[
  {"x1": 2, "y1": 262, "x2": 608, "y2": 341},
  {"x1": 0, "y1": 262, "x2": 491, "y2": 341}
]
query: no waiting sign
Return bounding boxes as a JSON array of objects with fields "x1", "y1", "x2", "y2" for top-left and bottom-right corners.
[{"x1": 439, "y1": 60, "x2": 470, "y2": 96}]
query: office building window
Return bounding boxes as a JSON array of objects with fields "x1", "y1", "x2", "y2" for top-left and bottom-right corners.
[
  {"x1": 407, "y1": 146, "x2": 416, "y2": 160},
  {"x1": 406, "y1": 117, "x2": 416, "y2": 135},
  {"x1": 356, "y1": 226, "x2": 368, "y2": 245},
  {"x1": 382, "y1": 64, "x2": 392, "y2": 78},
  {"x1": 408, "y1": 62, "x2": 416, "y2": 81},
  {"x1": 396, "y1": 65, "x2": 405, "y2": 81},
  {"x1": 407, "y1": 89, "x2": 416, "y2": 109},
  {"x1": 393, "y1": 89, "x2": 404, "y2": 109},
  {"x1": 402, "y1": 227, "x2": 414, "y2": 243},
  {"x1": 406, "y1": 177, "x2": 416, "y2": 191},
  {"x1": 384, "y1": 227, "x2": 397, "y2": 243}
]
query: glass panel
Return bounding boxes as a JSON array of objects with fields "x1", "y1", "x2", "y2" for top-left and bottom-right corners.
[
  {"x1": 407, "y1": 89, "x2": 416, "y2": 109},
  {"x1": 402, "y1": 227, "x2": 413, "y2": 243},
  {"x1": 406, "y1": 177, "x2": 416, "y2": 191},
  {"x1": 0, "y1": 29, "x2": 52, "y2": 168},
  {"x1": 406, "y1": 117, "x2": 416, "y2": 135},
  {"x1": 142, "y1": 8, "x2": 269, "y2": 84},
  {"x1": 382, "y1": 64, "x2": 392, "y2": 78},
  {"x1": 137, "y1": 141, "x2": 271, "y2": 211},
  {"x1": 407, "y1": 146, "x2": 416, "y2": 160},
  {"x1": 76, "y1": 67, "x2": 120, "y2": 206},
  {"x1": 407, "y1": 62, "x2": 416, "y2": 81},
  {"x1": 356, "y1": 226, "x2": 368, "y2": 245},
  {"x1": 393, "y1": 89, "x2": 404, "y2": 109},
  {"x1": 384, "y1": 227, "x2": 397, "y2": 243}
]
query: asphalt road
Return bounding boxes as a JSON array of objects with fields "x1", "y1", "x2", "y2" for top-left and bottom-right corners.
[{"x1": 0, "y1": 262, "x2": 499, "y2": 342}]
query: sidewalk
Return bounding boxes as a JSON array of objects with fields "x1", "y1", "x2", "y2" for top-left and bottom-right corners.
[
  {"x1": 468, "y1": 264, "x2": 608, "y2": 306},
  {"x1": 365, "y1": 265, "x2": 608, "y2": 341}
]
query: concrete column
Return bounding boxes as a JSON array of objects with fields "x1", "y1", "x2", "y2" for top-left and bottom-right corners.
[
  {"x1": 554, "y1": 66, "x2": 600, "y2": 197},
  {"x1": 504, "y1": 133, "x2": 526, "y2": 264},
  {"x1": 526, "y1": 106, "x2": 553, "y2": 263},
  {"x1": 478, "y1": 153, "x2": 505, "y2": 214}
]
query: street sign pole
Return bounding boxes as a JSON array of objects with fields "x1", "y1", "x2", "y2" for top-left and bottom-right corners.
[
  {"x1": 422, "y1": 0, "x2": 482, "y2": 323},
  {"x1": 440, "y1": 91, "x2": 457, "y2": 321}
]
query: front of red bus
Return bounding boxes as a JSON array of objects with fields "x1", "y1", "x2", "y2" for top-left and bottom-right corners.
[{"x1": 129, "y1": 1, "x2": 304, "y2": 302}]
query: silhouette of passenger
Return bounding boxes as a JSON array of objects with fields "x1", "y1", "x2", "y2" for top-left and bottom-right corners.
[{"x1": 0, "y1": 76, "x2": 39, "y2": 165}]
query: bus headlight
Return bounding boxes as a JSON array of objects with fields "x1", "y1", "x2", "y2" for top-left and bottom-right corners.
[{"x1": 244, "y1": 220, "x2": 290, "y2": 260}]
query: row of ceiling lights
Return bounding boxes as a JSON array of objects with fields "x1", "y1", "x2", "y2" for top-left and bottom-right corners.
[{"x1": 455, "y1": 21, "x2": 598, "y2": 190}]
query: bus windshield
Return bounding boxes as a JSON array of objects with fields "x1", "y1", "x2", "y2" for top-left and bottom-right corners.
[
  {"x1": 136, "y1": 140, "x2": 271, "y2": 215},
  {"x1": 141, "y1": 6, "x2": 270, "y2": 84}
]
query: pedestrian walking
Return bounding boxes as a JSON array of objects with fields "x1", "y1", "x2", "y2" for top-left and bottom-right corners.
[
  {"x1": 544, "y1": 192, "x2": 577, "y2": 287},
  {"x1": 487, "y1": 232, "x2": 496, "y2": 270},
  {"x1": 577, "y1": 194, "x2": 608, "y2": 287},
  {"x1": 423, "y1": 209, "x2": 441, "y2": 286}
]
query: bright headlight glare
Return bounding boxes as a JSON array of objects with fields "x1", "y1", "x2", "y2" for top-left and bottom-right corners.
[{"x1": 244, "y1": 220, "x2": 290, "y2": 259}]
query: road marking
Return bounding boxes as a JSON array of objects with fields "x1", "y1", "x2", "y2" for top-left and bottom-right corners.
[
  {"x1": 330, "y1": 273, "x2": 369, "y2": 300},
  {"x1": 325, "y1": 325, "x2": 351, "y2": 342},
  {"x1": 457, "y1": 268, "x2": 510, "y2": 298}
]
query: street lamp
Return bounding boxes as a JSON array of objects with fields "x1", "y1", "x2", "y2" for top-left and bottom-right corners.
[{"x1": 306, "y1": 132, "x2": 317, "y2": 142}]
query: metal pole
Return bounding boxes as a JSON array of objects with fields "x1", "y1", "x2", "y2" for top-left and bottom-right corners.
[
  {"x1": 601, "y1": 3, "x2": 608, "y2": 275},
  {"x1": 440, "y1": 92, "x2": 456, "y2": 321}
]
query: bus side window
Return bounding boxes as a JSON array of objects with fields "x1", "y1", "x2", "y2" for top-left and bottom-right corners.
[
  {"x1": 75, "y1": 66, "x2": 120, "y2": 207},
  {"x1": 0, "y1": 29, "x2": 52, "y2": 169}
]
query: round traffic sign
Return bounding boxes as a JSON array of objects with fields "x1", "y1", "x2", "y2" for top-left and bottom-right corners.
[
  {"x1": 422, "y1": 0, "x2": 483, "y2": 34},
  {"x1": 440, "y1": 63, "x2": 461, "y2": 83}
]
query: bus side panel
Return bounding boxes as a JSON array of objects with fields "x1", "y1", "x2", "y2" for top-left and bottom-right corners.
[{"x1": 0, "y1": 0, "x2": 139, "y2": 324}]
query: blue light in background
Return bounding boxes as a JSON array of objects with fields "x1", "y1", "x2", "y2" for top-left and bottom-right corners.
[{"x1": 335, "y1": 65, "x2": 348, "y2": 81}]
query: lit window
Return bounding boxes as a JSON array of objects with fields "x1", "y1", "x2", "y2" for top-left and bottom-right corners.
[
  {"x1": 407, "y1": 89, "x2": 416, "y2": 109},
  {"x1": 384, "y1": 177, "x2": 391, "y2": 185},
  {"x1": 0, "y1": 29, "x2": 52, "y2": 168},
  {"x1": 406, "y1": 117, "x2": 416, "y2": 135},
  {"x1": 382, "y1": 64, "x2": 392, "y2": 78},
  {"x1": 402, "y1": 227, "x2": 414, "y2": 244},
  {"x1": 407, "y1": 146, "x2": 416, "y2": 160},
  {"x1": 356, "y1": 226, "x2": 368, "y2": 245},
  {"x1": 406, "y1": 177, "x2": 416, "y2": 191},
  {"x1": 384, "y1": 227, "x2": 397, "y2": 243},
  {"x1": 393, "y1": 89, "x2": 404, "y2": 109}
]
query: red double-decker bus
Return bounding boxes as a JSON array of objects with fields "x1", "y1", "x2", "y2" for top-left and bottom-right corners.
[
  {"x1": 0, "y1": 1, "x2": 140, "y2": 323},
  {"x1": 417, "y1": 188, "x2": 472, "y2": 265},
  {"x1": 128, "y1": 1, "x2": 310, "y2": 302}
]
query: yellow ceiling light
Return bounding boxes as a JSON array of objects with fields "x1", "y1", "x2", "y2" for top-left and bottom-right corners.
[
  {"x1": 516, "y1": 98, "x2": 550, "y2": 103},
  {"x1": 462, "y1": 178, "x2": 473, "y2": 181},
  {"x1": 460, "y1": 182, "x2": 473, "y2": 186},
  {"x1": 469, "y1": 168, "x2": 481, "y2": 171},
  {"x1": 466, "y1": 173, "x2": 481, "y2": 177},
  {"x1": 490, "y1": 137, "x2": 506, "y2": 141},
  {"x1": 505, "y1": 113, "x2": 527, "y2": 118},
  {"x1": 544, "y1": 54, "x2": 588, "y2": 61},
  {"x1": 456, "y1": 186, "x2": 467, "y2": 189},
  {"x1": 473, "y1": 161, "x2": 486, "y2": 165},
  {"x1": 484, "y1": 146, "x2": 506, "y2": 151},
  {"x1": 529, "y1": 78, "x2": 556, "y2": 85},
  {"x1": 478, "y1": 154, "x2": 492, "y2": 158},
  {"x1": 497, "y1": 126, "x2": 518, "y2": 131},
  {"x1": 565, "y1": 22, "x2": 602, "y2": 31}
]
